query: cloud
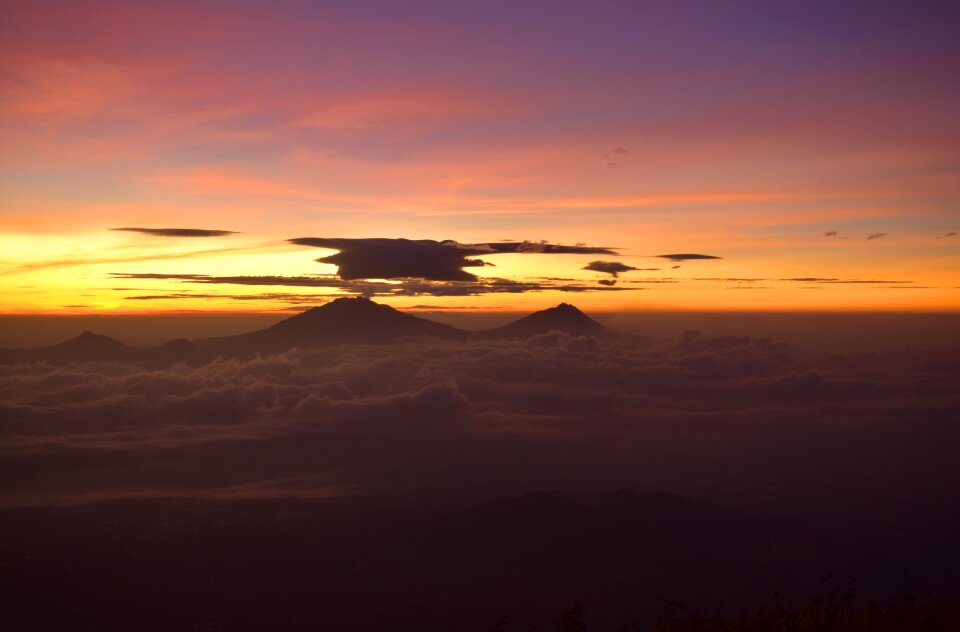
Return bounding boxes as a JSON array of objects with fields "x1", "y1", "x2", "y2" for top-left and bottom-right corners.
[
  {"x1": 110, "y1": 273, "x2": 631, "y2": 297},
  {"x1": 287, "y1": 237, "x2": 617, "y2": 281},
  {"x1": 295, "y1": 92, "x2": 483, "y2": 130},
  {"x1": 110, "y1": 273, "x2": 210, "y2": 280},
  {"x1": 694, "y1": 278, "x2": 766, "y2": 282},
  {"x1": 123, "y1": 292, "x2": 341, "y2": 305},
  {"x1": 111, "y1": 227, "x2": 238, "y2": 237},
  {"x1": 9, "y1": 245, "x2": 268, "y2": 273},
  {"x1": 824, "y1": 231, "x2": 838, "y2": 237},
  {"x1": 655, "y1": 253, "x2": 722, "y2": 262},
  {"x1": 938, "y1": 232, "x2": 957, "y2": 238},
  {"x1": 783, "y1": 277, "x2": 837, "y2": 282},
  {"x1": 866, "y1": 232, "x2": 888, "y2": 241},
  {"x1": 1, "y1": 330, "x2": 956, "y2": 507},
  {"x1": 781, "y1": 278, "x2": 913, "y2": 284},
  {"x1": 289, "y1": 237, "x2": 487, "y2": 281},
  {"x1": 603, "y1": 146, "x2": 628, "y2": 167},
  {"x1": 624, "y1": 278, "x2": 679, "y2": 284},
  {"x1": 583, "y1": 261, "x2": 639, "y2": 277}
]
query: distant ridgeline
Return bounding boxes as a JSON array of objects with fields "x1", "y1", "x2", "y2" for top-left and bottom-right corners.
[{"x1": 0, "y1": 298, "x2": 608, "y2": 365}]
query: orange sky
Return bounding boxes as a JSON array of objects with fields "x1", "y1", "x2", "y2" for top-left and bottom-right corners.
[{"x1": 1, "y1": 1, "x2": 958, "y2": 313}]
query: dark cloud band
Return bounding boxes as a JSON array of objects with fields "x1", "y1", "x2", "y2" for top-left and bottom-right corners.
[
  {"x1": 655, "y1": 253, "x2": 722, "y2": 262},
  {"x1": 288, "y1": 237, "x2": 617, "y2": 281},
  {"x1": 110, "y1": 273, "x2": 631, "y2": 297},
  {"x1": 112, "y1": 228, "x2": 238, "y2": 237},
  {"x1": 583, "y1": 261, "x2": 639, "y2": 277}
]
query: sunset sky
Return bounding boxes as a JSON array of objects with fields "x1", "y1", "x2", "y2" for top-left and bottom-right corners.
[{"x1": 2, "y1": 0, "x2": 958, "y2": 313}]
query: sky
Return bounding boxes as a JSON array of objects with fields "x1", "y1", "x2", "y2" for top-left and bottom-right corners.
[{"x1": 1, "y1": 0, "x2": 959, "y2": 314}]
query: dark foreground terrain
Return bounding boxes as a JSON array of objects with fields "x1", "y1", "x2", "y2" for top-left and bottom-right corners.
[{"x1": 3, "y1": 489, "x2": 959, "y2": 631}]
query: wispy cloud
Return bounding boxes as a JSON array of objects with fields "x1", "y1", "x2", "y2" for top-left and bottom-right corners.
[
  {"x1": 5, "y1": 244, "x2": 280, "y2": 274},
  {"x1": 781, "y1": 278, "x2": 912, "y2": 284},
  {"x1": 110, "y1": 273, "x2": 632, "y2": 297}
]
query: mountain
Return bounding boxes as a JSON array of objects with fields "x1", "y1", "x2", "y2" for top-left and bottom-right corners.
[
  {"x1": 196, "y1": 296, "x2": 465, "y2": 355},
  {"x1": 0, "y1": 331, "x2": 133, "y2": 364},
  {"x1": 142, "y1": 338, "x2": 212, "y2": 367},
  {"x1": 0, "y1": 299, "x2": 611, "y2": 364},
  {"x1": 475, "y1": 302, "x2": 606, "y2": 339}
]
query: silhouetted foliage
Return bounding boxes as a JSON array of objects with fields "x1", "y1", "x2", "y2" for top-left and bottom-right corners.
[
  {"x1": 557, "y1": 603, "x2": 586, "y2": 632},
  {"x1": 654, "y1": 575, "x2": 958, "y2": 632},
  {"x1": 487, "y1": 577, "x2": 960, "y2": 631}
]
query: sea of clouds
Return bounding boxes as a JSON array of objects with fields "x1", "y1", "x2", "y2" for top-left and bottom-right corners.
[{"x1": 1, "y1": 331, "x2": 958, "y2": 508}]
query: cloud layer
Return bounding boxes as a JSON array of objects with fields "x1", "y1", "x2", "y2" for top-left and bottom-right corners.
[
  {"x1": 110, "y1": 272, "x2": 630, "y2": 299},
  {"x1": 2, "y1": 330, "x2": 957, "y2": 507}
]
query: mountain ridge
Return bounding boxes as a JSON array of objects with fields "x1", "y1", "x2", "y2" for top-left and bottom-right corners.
[{"x1": 0, "y1": 298, "x2": 611, "y2": 364}]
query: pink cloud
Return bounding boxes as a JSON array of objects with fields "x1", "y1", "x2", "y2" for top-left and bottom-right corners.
[{"x1": 296, "y1": 91, "x2": 489, "y2": 131}]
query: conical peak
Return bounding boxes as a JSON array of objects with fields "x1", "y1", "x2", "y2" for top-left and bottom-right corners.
[
  {"x1": 321, "y1": 296, "x2": 385, "y2": 313},
  {"x1": 537, "y1": 303, "x2": 589, "y2": 319},
  {"x1": 246, "y1": 294, "x2": 460, "y2": 346},
  {"x1": 476, "y1": 301, "x2": 604, "y2": 339},
  {"x1": 297, "y1": 296, "x2": 379, "y2": 315},
  {"x1": 70, "y1": 331, "x2": 121, "y2": 344},
  {"x1": 274, "y1": 297, "x2": 408, "y2": 331},
  {"x1": 56, "y1": 330, "x2": 128, "y2": 351},
  {"x1": 329, "y1": 296, "x2": 376, "y2": 306}
]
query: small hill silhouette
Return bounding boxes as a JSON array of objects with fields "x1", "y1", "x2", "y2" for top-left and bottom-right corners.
[{"x1": 143, "y1": 338, "x2": 211, "y2": 367}]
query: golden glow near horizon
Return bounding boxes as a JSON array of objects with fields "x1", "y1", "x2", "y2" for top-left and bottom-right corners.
[
  {"x1": 3, "y1": 227, "x2": 957, "y2": 314},
  {"x1": 1, "y1": 3, "x2": 958, "y2": 314}
]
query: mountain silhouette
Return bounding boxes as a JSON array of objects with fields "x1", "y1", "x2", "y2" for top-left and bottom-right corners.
[
  {"x1": 142, "y1": 338, "x2": 212, "y2": 367},
  {"x1": 48, "y1": 331, "x2": 133, "y2": 362},
  {"x1": 196, "y1": 296, "x2": 465, "y2": 355},
  {"x1": 476, "y1": 302, "x2": 606, "y2": 339},
  {"x1": 0, "y1": 299, "x2": 611, "y2": 364},
  {"x1": 0, "y1": 331, "x2": 133, "y2": 364}
]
